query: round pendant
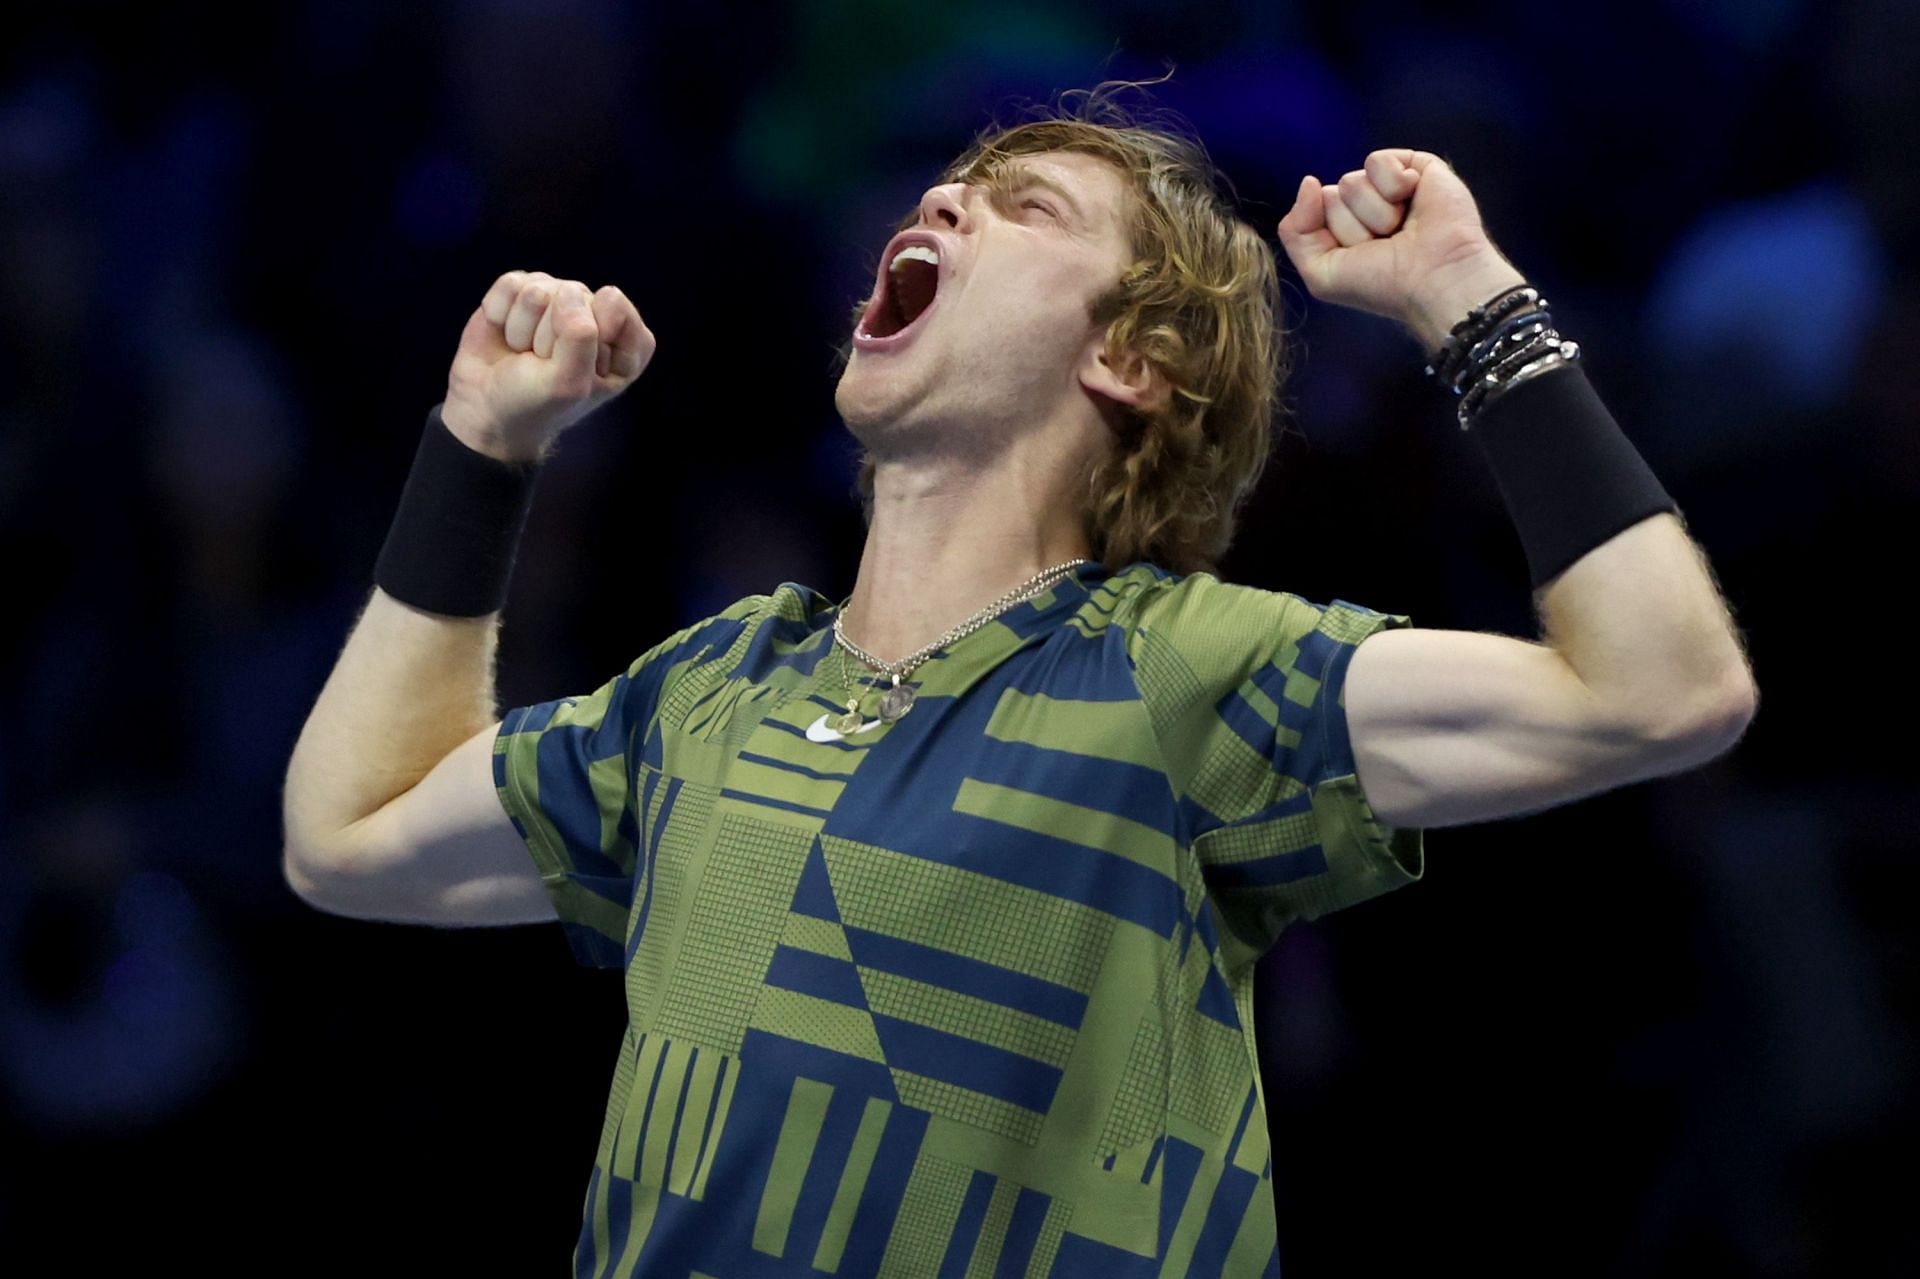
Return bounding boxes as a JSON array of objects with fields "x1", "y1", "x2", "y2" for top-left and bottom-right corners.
[
  {"x1": 878, "y1": 682, "x2": 915, "y2": 722},
  {"x1": 833, "y1": 709, "x2": 865, "y2": 733}
]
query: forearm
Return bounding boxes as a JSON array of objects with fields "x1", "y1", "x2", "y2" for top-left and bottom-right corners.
[
  {"x1": 279, "y1": 271, "x2": 633, "y2": 869},
  {"x1": 1404, "y1": 259, "x2": 1756, "y2": 744},
  {"x1": 282, "y1": 587, "x2": 501, "y2": 862},
  {"x1": 1538, "y1": 510, "x2": 1755, "y2": 743}
]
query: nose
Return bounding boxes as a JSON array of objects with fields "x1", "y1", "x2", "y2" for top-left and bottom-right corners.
[{"x1": 917, "y1": 181, "x2": 971, "y2": 232}]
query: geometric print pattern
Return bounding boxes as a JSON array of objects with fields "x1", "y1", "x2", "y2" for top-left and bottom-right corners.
[{"x1": 493, "y1": 559, "x2": 1426, "y2": 1275}]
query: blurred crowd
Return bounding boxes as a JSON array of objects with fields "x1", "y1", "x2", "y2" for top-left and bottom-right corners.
[{"x1": 0, "y1": 0, "x2": 1913, "y2": 1272}]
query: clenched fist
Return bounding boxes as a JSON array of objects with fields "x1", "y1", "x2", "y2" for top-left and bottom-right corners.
[
  {"x1": 1275, "y1": 150, "x2": 1525, "y2": 353},
  {"x1": 441, "y1": 270, "x2": 656, "y2": 463}
]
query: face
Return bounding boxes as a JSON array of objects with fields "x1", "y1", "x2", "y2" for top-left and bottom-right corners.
[{"x1": 833, "y1": 150, "x2": 1143, "y2": 466}]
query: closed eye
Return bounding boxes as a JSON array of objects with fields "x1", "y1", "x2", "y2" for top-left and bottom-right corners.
[{"x1": 1022, "y1": 199, "x2": 1057, "y2": 218}]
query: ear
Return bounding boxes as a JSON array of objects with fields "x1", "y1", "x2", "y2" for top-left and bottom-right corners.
[{"x1": 1078, "y1": 337, "x2": 1168, "y2": 415}]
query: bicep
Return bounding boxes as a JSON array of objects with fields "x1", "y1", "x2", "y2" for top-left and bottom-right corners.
[
  {"x1": 1342, "y1": 626, "x2": 1664, "y2": 829},
  {"x1": 291, "y1": 719, "x2": 558, "y2": 926}
]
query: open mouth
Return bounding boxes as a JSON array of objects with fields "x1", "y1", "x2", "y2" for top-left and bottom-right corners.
[{"x1": 857, "y1": 242, "x2": 942, "y2": 344}]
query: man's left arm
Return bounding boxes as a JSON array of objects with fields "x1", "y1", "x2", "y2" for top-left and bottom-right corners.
[
  {"x1": 1341, "y1": 508, "x2": 1756, "y2": 829},
  {"x1": 1276, "y1": 150, "x2": 1759, "y2": 830}
]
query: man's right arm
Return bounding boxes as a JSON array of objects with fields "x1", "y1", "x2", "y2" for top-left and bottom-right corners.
[
  {"x1": 280, "y1": 586, "x2": 553, "y2": 925},
  {"x1": 280, "y1": 270, "x2": 656, "y2": 925}
]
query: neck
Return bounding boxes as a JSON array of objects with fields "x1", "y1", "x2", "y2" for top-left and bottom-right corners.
[{"x1": 843, "y1": 446, "x2": 1095, "y2": 666}]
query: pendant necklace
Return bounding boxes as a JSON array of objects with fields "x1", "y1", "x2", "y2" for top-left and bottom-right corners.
[{"x1": 828, "y1": 557, "x2": 1091, "y2": 734}]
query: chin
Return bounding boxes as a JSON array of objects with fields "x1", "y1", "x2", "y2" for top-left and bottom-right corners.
[
  {"x1": 832, "y1": 373, "x2": 874, "y2": 437},
  {"x1": 833, "y1": 365, "x2": 911, "y2": 444}
]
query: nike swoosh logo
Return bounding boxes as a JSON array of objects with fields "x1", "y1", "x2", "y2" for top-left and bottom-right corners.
[{"x1": 806, "y1": 712, "x2": 884, "y2": 743}]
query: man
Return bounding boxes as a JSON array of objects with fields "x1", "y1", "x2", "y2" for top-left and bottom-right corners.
[{"x1": 282, "y1": 84, "x2": 1756, "y2": 1277}]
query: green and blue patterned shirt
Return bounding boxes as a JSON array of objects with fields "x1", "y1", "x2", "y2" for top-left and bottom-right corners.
[{"x1": 493, "y1": 559, "x2": 1425, "y2": 1277}]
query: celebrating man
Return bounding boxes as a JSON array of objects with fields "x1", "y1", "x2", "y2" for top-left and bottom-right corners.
[{"x1": 282, "y1": 82, "x2": 1755, "y2": 1277}]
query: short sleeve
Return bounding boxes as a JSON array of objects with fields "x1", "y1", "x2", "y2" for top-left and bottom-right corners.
[
  {"x1": 1124, "y1": 572, "x2": 1426, "y2": 971},
  {"x1": 493, "y1": 595, "x2": 767, "y2": 968}
]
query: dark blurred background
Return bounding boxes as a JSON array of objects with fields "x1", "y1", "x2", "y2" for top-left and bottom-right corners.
[{"x1": 1, "y1": 0, "x2": 1914, "y2": 1273}]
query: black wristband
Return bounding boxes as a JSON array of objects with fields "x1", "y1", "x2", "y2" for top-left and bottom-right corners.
[
  {"x1": 1468, "y1": 362, "x2": 1681, "y2": 592},
  {"x1": 373, "y1": 402, "x2": 542, "y2": 617}
]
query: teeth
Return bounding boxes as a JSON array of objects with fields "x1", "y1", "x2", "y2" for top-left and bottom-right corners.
[{"x1": 889, "y1": 244, "x2": 940, "y2": 273}]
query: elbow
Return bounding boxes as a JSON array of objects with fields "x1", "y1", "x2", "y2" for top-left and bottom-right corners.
[
  {"x1": 1646, "y1": 668, "x2": 1760, "y2": 765},
  {"x1": 282, "y1": 844, "x2": 372, "y2": 919},
  {"x1": 281, "y1": 811, "x2": 402, "y2": 920},
  {"x1": 1699, "y1": 665, "x2": 1760, "y2": 756},
  {"x1": 280, "y1": 794, "x2": 329, "y2": 907},
  {"x1": 282, "y1": 841, "x2": 335, "y2": 910},
  {"x1": 281, "y1": 810, "x2": 362, "y2": 913},
  {"x1": 280, "y1": 785, "x2": 365, "y2": 913}
]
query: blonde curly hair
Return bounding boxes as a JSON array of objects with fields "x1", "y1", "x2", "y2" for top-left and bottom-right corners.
[{"x1": 836, "y1": 76, "x2": 1291, "y2": 577}]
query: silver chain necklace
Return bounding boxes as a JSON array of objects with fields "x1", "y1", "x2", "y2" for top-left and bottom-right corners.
[{"x1": 829, "y1": 557, "x2": 1092, "y2": 733}]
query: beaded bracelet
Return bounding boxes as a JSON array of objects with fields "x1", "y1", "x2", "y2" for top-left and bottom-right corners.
[
  {"x1": 1448, "y1": 315, "x2": 1552, "y2": 406},
  {"x1": 1460, "y1": 311, "x2": 1554, "y2": 389},
  {"x1": 1424, "y1": 283, "x2": 1584, "y2": 430},
  {"x1": 1425, "y1": 283, "x2": 1539, "y2": 391},
  {"x1": 1458, "y1": 340, "x2": 1581, "y2": 426}
]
